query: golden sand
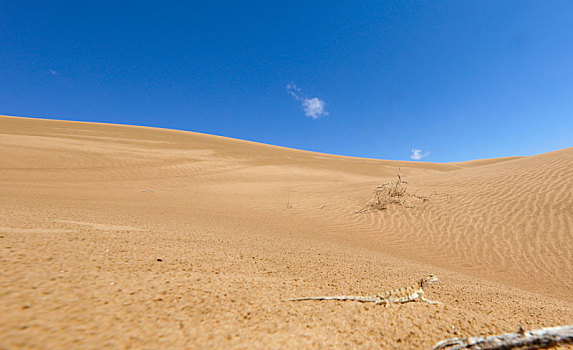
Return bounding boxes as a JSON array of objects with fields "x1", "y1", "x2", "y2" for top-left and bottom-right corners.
[{"x1": 1, "y1": 115, "x2": 571, "y2": 349}]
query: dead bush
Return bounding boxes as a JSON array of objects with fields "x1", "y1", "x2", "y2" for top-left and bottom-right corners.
[{"x1": 356, "y1": 173, "x2": 428, "y2": 213}]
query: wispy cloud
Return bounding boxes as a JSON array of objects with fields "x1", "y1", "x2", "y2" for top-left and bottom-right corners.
[
  {"x1": 411, "y1": 149, "x2": 430, "y2": 160},
  {"x1": 49, "y1": 69, "x2": 58, "y2": 76},
  {"x1": 286, "y1": 82, "x2": 302, "y2": 99},
  {"x1": 286, "y1": 82, "x2": 329, "y2": 119}
]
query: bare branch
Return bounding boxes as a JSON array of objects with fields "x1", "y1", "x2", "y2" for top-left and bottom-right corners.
[{"x1": 433, "y1": 325, "x2": 573, "y2": 350}]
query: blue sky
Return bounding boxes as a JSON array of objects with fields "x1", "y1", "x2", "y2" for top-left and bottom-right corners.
[{"x1": 1, "y1": 1, "x2": 572, "y2": 162}]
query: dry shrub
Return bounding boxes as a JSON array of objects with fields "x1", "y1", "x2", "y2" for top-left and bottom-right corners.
[{"x1": 357, "y1": 174, "x2": 428, "y2": 213}]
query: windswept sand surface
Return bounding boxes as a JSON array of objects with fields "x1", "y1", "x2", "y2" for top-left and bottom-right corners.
[{"x1": 1, "y1": 115, "x2": 572, "y2": 349}]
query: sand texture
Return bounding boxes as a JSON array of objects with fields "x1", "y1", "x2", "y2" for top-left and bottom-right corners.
[{"x1": 1, "y1": 115, "x2": 572, "y2": 349}]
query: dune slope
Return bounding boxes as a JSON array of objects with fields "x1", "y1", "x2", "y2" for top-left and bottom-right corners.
[{"x1": 1, "y1": 115, "x2": 571, "y2": 349}]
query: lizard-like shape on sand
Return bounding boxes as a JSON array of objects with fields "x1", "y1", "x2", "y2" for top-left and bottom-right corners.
[{"x1": 284, "y1": 274, "x2": 442, "y2": 308}]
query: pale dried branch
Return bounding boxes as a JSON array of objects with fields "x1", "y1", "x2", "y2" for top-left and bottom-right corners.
[{"x1": 433, "y1": 325, "x2": 573, "y2": 350}]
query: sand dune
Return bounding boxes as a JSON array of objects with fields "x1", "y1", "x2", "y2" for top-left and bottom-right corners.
[{"x1": 1, "y1": 115, "x2": 571, "y2": 349}]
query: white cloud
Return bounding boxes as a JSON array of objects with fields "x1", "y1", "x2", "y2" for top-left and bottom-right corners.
[
  {"x1": 302, "y1": 97, "x2": 328, "y2": 119},
  {"x1": 49, "y1": 69, "x2": 58, "y2": 76},
  {"x1": 286, "y1": 82, "x2": 328, "y2": 119},
  {"x1": 411, "y1": 149, "x2": 430, "y2": 160}
]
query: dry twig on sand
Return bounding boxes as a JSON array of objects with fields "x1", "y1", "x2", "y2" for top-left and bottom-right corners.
[{"x1": 433, "y1": 324, "x2": 573, "y2": 350}]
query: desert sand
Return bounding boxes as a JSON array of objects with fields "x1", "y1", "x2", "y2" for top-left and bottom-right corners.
[{"x1": 1, "y1": 115, "x2": 572, "y2": 349}]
